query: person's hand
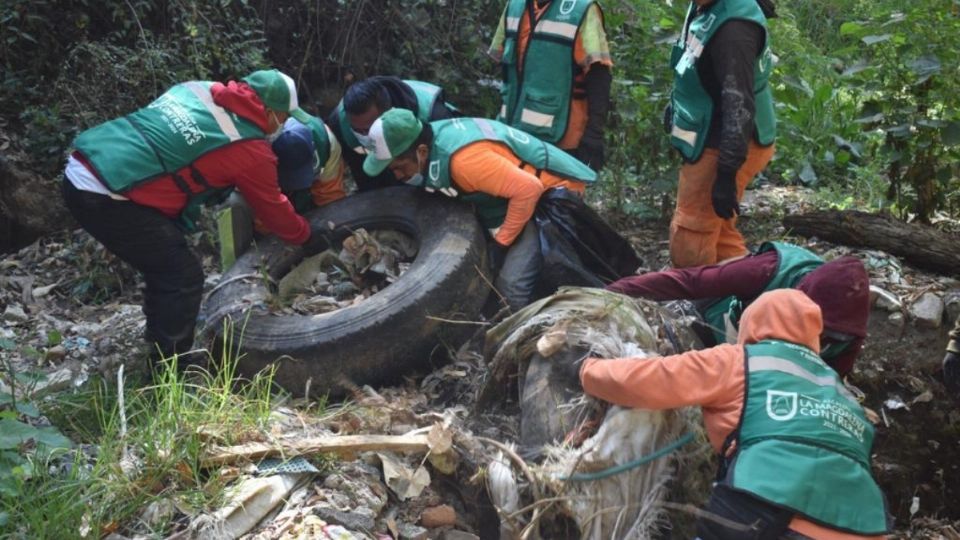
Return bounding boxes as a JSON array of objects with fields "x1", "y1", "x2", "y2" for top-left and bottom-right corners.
[
  {"x1": 303, "y1": 228, "x2": 331, "y2": 254},
  {"x1": 944, "y1": 351, "x2": 960, "y2": 394},
  {"x1": 576, "y1": 134, "x2": 606, "y2": 172},
  {"x1": 711, "y1": 168, "x2": 740, "y2": 219},
  {"x1": 487, "y1": 240, "x2": 509, "y2": 275},
  {"x1": 557, "y1": 352, "x2": 589, "y2": 383}
]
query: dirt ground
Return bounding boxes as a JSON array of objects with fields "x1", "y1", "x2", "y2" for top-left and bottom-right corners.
[{"x1": 2, "y1": 185, "x2": 960, "y2": 538}]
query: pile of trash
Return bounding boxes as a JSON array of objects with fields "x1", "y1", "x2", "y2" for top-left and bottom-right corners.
[{"x1": 273, "y1": 228, "x2": 418, "y2": 316}]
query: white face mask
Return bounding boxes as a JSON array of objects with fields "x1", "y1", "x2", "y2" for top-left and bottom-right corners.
[
  {"x1": 266, "y1": 112, "x2": 284, "y2": 142},
  {"x1": 353, "y1": 131, "x2": 374, "y2": 152},
  {"x1": 406, "y1": 154, "x2": 424, "y2": 186}
]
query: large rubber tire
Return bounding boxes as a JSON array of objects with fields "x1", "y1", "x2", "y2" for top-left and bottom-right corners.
[{"x1": 200, "y1": 186, "x2": 490, "y2": 397}]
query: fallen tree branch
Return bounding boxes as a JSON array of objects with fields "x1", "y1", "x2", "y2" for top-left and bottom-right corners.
[
  {"x1": 201, "y1": 434, "x2": 431, "y2": 468},
  {"x1": 782, "y1": 210, "x2": 960, "y2": 276}
]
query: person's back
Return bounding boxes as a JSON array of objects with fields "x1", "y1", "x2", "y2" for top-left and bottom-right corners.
[
  {"x1": 580, "y1": 289, "x2": 888, "y2": 538},
  {"x1": 63, "y1": 69, "x2": 314, "y2": 366}
]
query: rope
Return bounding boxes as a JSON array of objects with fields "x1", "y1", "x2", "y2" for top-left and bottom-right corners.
[{"x1": 561, "y1": 432, "x2": 695, "y2": 482}]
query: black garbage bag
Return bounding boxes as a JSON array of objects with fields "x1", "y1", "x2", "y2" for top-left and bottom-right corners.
[{"x1": 534, "y1": 188, "x2": 642, "y2": 295}]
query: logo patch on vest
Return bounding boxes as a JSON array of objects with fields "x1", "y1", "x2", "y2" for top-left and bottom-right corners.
[{"x1": 766, "y1": 390, "x2": 798, "y2": 421}]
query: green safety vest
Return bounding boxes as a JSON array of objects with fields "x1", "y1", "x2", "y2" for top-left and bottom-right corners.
[
  {"x1": 336, "y1": 80, "x2": 444, "y2": 154},
  {"x1": 73, "y1": 81, "x2": 267, "y2": 229},
  {"x1": 498, "y1": 0, "x2": 599, "y2": 144},
  {"x1": 668, "y1": 0, "x2": 776, "y2": 161},
  {"x1": 703, "y1": 242, "x2": 824, "y2": 345},
  {"x1": 423, "y1": 117, "x2": 595, "y2": 229},
  {"x1": 723, "y1": 340, "x2": 887, "y2": 535}
]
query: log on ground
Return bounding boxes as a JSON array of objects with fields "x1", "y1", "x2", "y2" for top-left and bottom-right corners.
[{"x1": 782, "y1": 210, "x2": 959, "y2": 276}]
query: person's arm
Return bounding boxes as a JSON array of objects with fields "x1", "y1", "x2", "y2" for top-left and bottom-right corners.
[
  {"x1": 228, "y1": 141, "x2": 310, "y2": 244},
  {"x1": 605, "y1": 250, "x2": 778, "y2": 300},
  {"x1": 450, "y1": 142, "x2": 544, "y2": 246},
  {"x1": 580, "y1": 344, "x2": 744, "y2": 411},
  {"x1": 574, "y1": 5, "x2": 613, "y2": 170},
  {"x1": 707, "y1": 20, "x2": 764, "y2": 177}
]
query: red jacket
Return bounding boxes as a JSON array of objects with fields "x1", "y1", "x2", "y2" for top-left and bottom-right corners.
[{"x1": 78, "y1": 81, "x2": 310, "y2": 245}]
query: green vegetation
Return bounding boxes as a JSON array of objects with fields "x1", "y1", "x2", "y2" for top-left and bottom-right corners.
[
  {"x1": 3, "y1": 0, "x2": 957, "y2": 222},
  {"x1": 600, "y1": 0, "x2": 960, "y2": 222},
  {"x1": 0, "y1": 322, "x2": 282, "y2": 538}
]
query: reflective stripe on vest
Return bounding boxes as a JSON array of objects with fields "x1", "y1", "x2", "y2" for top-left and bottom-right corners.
[
  {"x1": 73, "y1": 81, "x2": 265, "y2": 195},
  {"x1": 725, "y1": 340, "x2": 888, "y2": 534},
  {"x1": 498, "y1": 0, "x2": 598, "y2": 144}
]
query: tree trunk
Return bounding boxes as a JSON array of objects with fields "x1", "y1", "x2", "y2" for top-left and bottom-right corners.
[
  {"x1": 782, "y1": 210, "x2": 959, "y2": 276},
  {"x1": 0, "y1": 155, "x2": 69, "y2": 253}
]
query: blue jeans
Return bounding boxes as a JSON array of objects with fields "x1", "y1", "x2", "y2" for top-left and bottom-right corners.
[
  {"x1": 62, "y1": 179, "x2": 203, "y2": 363},
  {"x1": 494, "y1": 222, "x2": 542, "y2": 312}
]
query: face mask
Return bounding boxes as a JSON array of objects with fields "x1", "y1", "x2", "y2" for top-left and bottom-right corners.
[
  {"x1": 405, "y1": 154, "x2": 425, "y2": 186},
  {"x1": 353, "y1": 131, "x2": 374, "y2": 151},
  {"x1": 266, "y1": 112, "x2": 284, "y2": 142}
]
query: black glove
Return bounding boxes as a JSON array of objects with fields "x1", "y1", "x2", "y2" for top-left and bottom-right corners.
[
  {"x1": 487, "y1": 240, "x2": 509, "y2": 275},
  {"x1": 576, "y1": 134, "x2": 605, "y2": 172},
  {"x1": 662, "y1": 103, "x2": 673, "y2": 134},
  {"x1": 580, "y1": 65, "x2": 612, "y2": 172},
  {"x1": 711, "y1": 167, "x2": 740, "y2": 219},
  {"x1": 303, "y1": 228, "x2": 332, "y2": 254},
  {"x1": 944, "y1": 351, "x2": 960, "y2": 394}
]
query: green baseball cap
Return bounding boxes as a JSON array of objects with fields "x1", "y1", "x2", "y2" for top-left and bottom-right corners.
[
  {"x1": 242, "y1": 69, "x2": 312, "y2": 124},
  {"x1": 362, "y1": 108, "x2": 424, "y2": 176}
]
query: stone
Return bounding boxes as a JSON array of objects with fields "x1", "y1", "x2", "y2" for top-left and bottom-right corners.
[
  {"x1": 314, "y1": 505, "x2": 376, "y2": 532},
  {"x1": 2, "y1": 304, "x2": 28, "y2": 323},
  {"x1": 442, "y1": 531, "x2": 480, "y2": 540},
  {"x1": 888, "y1": 312, "x2": 905, "y2": 327},
  {"x1": 943, "y1": 290, "x2": 960, "y2": 324},
  {"x1": 910, "y1": 292, "x2": 944, "y2": 329},
  {"x1": 421, "y1": 504, "x2": 457, "y2": 528},
  {"x1": 398, "y1": 522, "x2": 429, "y2": 540},
  {"x1": 45, "y1": 345, "x2": 67, "y2": 361},
  {"x1": 870, "y1": 286, "x2": 901, "y2": 312}
]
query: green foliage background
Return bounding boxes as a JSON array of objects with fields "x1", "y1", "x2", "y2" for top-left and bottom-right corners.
[{"x1": 1, "y1": 0, "x2": 959, "y2": 221}]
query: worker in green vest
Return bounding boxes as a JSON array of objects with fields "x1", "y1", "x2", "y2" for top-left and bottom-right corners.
[
  {"x1": 607, "y1": 242, "x2": 872, "y2": 377},
  {"x1": 666, "y1": 0, "x2": 777, "y2": 268},
  {"x1": 326, "y1": 76, "x2": 459, "y2": 192},
  {"x1": 489, "y1": 0, "x2": 613, "y2": 171},
  {"x1": 62, "y1": 69, "x2": 322, "y2": 367},
  {"x1": 580, "y1": 288, "x2": 889, "y2": 538},
  {"x1": 362, "y1": 108, "x2": 595, "y2": 311}
]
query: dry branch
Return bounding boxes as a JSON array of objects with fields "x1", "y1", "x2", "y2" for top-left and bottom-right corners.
[{"x1": 201, "y1": 434, "x2": 431, "y2": 468}]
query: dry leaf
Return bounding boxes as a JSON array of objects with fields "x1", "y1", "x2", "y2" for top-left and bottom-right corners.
[
  {"x1": 426, "y1": 423, "x2": 453, "y2": 455},
  {"x1": 378, "y1": 452, "x2": 430, "y2": 500}
]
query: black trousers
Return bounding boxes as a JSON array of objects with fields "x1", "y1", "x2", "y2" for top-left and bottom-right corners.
[
  {"x1": 62, "y1": 179, "x2": 203, "y2": 362},
  {"x1": 696, "y1": 485, "x2": 802, "y2": 540}
]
